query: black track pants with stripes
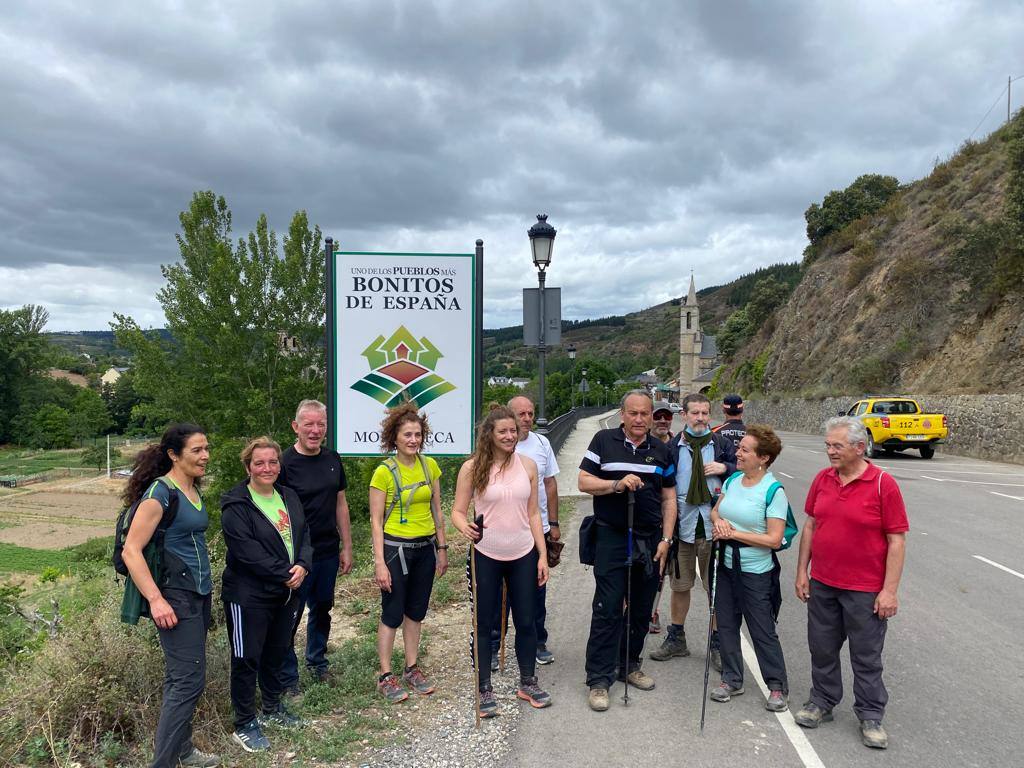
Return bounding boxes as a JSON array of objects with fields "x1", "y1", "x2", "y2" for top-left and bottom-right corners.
[{"x1": 224, "y1": 594, "x2": 301, "y2": 729}]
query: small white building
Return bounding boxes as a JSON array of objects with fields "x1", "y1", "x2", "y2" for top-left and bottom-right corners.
[{"x1": 101, "y1": 366, "x2": 129, "y2": 386}]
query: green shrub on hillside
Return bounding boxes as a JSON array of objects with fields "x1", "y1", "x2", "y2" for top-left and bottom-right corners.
[{"x1": 804, "y1": 174, "x2": 900, "y2": 251}]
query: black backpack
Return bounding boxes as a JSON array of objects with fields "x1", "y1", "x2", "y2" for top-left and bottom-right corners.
[{"x1": 113, "y1": 478, "x2": 179, "y2": 576}]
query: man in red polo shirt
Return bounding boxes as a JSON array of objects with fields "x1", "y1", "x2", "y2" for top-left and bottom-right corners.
[{"x1": 794, "y1": 416, "x2": 908, "y2": 750}]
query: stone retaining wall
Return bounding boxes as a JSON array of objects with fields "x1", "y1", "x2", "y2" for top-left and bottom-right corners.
[{"x1": 744, "y1": 394, "x2": 1024, "y2": 465}]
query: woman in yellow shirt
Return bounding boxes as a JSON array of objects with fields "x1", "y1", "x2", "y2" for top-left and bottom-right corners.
[{"x1": 370, "y1": 403, "x2": 449, "y2": 702}]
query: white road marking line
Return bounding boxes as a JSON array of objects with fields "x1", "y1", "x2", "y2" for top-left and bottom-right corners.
[
  {"x1": 920, "y1": 476, "x2": 1024, "y2": 487},
  {"x1": 973, "y1": 555, "x2": 1024, "y2": 581},
  {"x1": 777, "y1": 472, "x2": 794, "y2": 479},
  {"x1": 892, "y1": 469, "x2": 1024, "y2": 476},
  {"x1": 804, "y1": 449, "x2": 821, "y2": 454},
  {"x1": 920, "y1": 532, "x2": 929, "y2": 535},
  {"x1": 739, "y1": 632, "x2": 827, "y2": 768},
  {"x1": 990, "y1": 491, "x2": 1024, "y2": 502}
]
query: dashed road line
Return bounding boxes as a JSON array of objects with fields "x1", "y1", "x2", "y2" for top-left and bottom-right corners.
[
  {"x1": 777, "y1": 472, "x2": 795, "y2": 479},
  {"x1": 973, "y1": 555, "x2": 1024, "y2": 581},
  {"x1": 990, "y1": 491, "x2": 1024, "y2": 502},
  {"x1": 920, "y1": 476, "x2": 1024, "y2": 487}
]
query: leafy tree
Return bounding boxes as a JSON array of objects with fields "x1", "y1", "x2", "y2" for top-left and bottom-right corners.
[
  {"x1": 32, "y1": 404, "x2": 73, "y2": 449},
  {"x1": 805, "y1": 174, "x2": 900, "y2": 247},
  {"x1": 0, "y1": 305, "x2": 52, "y2": 442},
  {"x1": 745, "y1": 276, "x2": 791, "y2": 325},
  {"x1": 113, "y1": 192, "x2": 326, "y2": 440},
  {"x1": 715, "y1": 308, "x2": 754, "y2": 359},
  {"x1": 81, "y1": 444, "x2": 107, "y2": 471},
  {"x1": 68, "y1": 388, "x2": 112, "y2": 441},
  {"x1": 103, "y1": 372, "x2": 147, "y2": 434}
]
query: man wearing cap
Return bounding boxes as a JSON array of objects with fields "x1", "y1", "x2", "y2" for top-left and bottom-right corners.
[
  {"x1": 712, "y1": 394, "x2": 747, "y2": 450},
  {"x1": 651, "y1": 401, "x2": 675, "y2": 444},
  {"x1": 650, "y1": 392, "x2": 736, "y2": 670}
]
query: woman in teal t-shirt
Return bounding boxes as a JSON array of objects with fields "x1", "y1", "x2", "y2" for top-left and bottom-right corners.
[
  {"x1": 369, "y1": 403, "x2": 448, "y2": 703},
  {"x1": 710, "y1": 424, "x2": 790, "y2": 714}
]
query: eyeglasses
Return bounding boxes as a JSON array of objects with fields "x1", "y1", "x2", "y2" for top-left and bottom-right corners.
[
  {"x1": 653, "y1": 414, "x2": 673, "y2": 421},
  {"x1": 823, "y1": 442, "x2": 851, "y2": 451}
]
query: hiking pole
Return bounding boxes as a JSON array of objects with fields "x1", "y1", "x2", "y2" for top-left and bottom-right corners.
[
  {"x1": 622, "y1": 489, "x2": 635, "y2": 705},
  {"x1": 498, "y1": 582, "x2": 508, "y2": 673},
  {"x1": 649, "y1": 568, "x2": 667, "y2": 633},
  {"x1": 700, "y1": 539, "x2": 721, "y2": 734},
  {"x1": 470, "y1": 542, "x2": 481, "y2": 729}
]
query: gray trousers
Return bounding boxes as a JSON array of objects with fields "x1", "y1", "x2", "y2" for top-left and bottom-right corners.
[
  {"x1": 807, "y1": 579, "x2": 888, "y2": 721},
  {"x1": 716, "y1": 566, "x2": 788, "y2": 693},
  {"x1": 151, "y1": 589, "x2": 211, "y2": 768}
]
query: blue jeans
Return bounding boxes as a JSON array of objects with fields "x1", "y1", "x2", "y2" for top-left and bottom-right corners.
[{"x1": 281, "y1": 554, "x2": 338, "y2": 685}]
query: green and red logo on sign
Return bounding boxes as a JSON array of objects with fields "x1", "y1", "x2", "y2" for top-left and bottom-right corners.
[{"x1": 351, "y1": 325, "x2": 457, "y2": 408}]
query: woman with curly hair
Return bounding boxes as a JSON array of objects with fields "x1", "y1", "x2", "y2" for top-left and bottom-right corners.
[
  {"x1": 452, "y1": 405, "x2": 550, "y2": 718},
  {"x1": 369, "y1": 403, "x2": 449, "y2": 703},
  {"x1": 120, "y1": 423, "x2": 218, "y2": 768}
]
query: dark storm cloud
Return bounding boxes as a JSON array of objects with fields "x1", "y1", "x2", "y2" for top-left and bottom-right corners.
[{"x1": 0, "y1": 1, "x2": 1022, "y2": 329}]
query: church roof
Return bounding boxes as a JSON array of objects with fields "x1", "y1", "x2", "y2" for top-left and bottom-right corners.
[
  {"x1": 693, "y1": 364, "x2": 721, "y2": 383},
  {"x1": 699, "y1": 334, "x2": 717, "y2": 359}
]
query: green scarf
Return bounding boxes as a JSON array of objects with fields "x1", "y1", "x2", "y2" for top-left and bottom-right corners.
[{"x1": 684, "y1": 430, "x2": 714, "y2": 506}]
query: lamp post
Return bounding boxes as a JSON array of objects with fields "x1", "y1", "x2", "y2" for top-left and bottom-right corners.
[
  {"x1": 568, "y1": 343, "x2": 577, "y2": 409},
  {"x1": 581, "y1": 368, "x2": 588, "y2": 408},
  {"x1": 528, "y1": 213, "x2": 556, "y2": 433}
]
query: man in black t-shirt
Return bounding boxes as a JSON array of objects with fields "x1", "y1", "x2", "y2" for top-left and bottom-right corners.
[
  {"x1": 578, "y1": 390, "x2": 677, "y2": 712},
  {"x1": 279, "y1": 399, "x2": 353, "y2": 688},
  {"x1": 712, "y1": 393, "x2": 747, "y2": 449}
]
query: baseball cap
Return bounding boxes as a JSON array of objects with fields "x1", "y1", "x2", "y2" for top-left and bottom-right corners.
[
  {"x1": 652, "y1": 400, "x2": 673, "y2": 415},
  {"x1": 723, "y1": 394, "x2": 744, "y2": 413}
]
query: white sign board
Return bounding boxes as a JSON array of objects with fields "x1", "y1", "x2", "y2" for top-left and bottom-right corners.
[{"x1": 331, "y1": 251, "x2": 478, "y2": 456}]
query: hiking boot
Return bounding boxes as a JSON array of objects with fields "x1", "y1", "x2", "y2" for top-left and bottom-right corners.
[
  {"x1": 860, "y1": 719, "x2": 889, "y2": 749},
  {"x1": 283, "y1": 682, "x2": 302, "y2": 698},
  {"x1": 535, "y1": 644, "x2": 554, "y2": 665},
  {"x1": 517, "y1": 676, "x2": 552, "y2": 708},
  {"x1": 179, "y1": 747, "x2": 220, "y2": 768},
  {"x1": 709, "y1": 682, "x2": 744, "y2": 702},
  {"x1": 479, "y1": 685, "x2": 499, "y2": 718},
  {"x1": 377, "y1": 673, "x2": 409, "y2": 704},
  {"x1": 232, "y1": 721, "x2": 270, "y2": 753},
  {"x1": 794, "y1": 701, "x2": 834, "y2": 728},
  {"x1": 402, "y1": 665, "x2": 436, "y2": 695},
  {"x1": 311, "y1": 666, "x2": 333, "y2": 685},
  {"x1": 765, "y1": 690, "x2": 789, "y2": 712},
  {"x1": 618, "y1": 668, "x2": 656, "y2": 691},
  {"x1": 588, "y1": 686, "x2": 609, "y2": 712},
  {"x1": 258, "y1": 704, "x2": 301, "y2": 728},
  {"x1": 649, "y1": 629, "x2": 689, "y2": 660}
]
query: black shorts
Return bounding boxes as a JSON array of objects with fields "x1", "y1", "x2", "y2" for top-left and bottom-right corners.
[{"x1": 381, "y1": 539, "x2": 436, "y2": 628}]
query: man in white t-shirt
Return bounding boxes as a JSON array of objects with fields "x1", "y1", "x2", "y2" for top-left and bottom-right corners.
[{"x1": 509, "y1": 395, "x2": 560, "y2": 664}]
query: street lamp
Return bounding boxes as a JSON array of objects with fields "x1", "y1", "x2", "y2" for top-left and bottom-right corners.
[
  {"x1": 581, "y1": 368, "x2": 588, "y2": 408},
  {"x1": 567, "y1": 343, "x2": 577, "y2": 409},
  {"x1": 528, "y1": 214, "x2": 556, "y2": 432}
]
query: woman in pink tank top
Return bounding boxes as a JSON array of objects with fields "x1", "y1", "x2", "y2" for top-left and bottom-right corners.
[{"x1": 453, "y1": 406, "x2": 550, "y2": 717}]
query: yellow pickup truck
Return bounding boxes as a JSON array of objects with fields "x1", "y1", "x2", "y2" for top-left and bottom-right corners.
[{"x1": 843, "y1": 397, "x2": 948, "y2": 460}]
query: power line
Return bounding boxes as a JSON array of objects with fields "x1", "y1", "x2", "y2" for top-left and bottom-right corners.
[{"x1": 968, "y1": 86, "x2": 1008, "y2": 140}]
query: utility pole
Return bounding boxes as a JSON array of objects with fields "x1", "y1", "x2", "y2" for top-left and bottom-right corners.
[{"x1": 1010, "y1": 75, "x2": 1013, "y2": 125}]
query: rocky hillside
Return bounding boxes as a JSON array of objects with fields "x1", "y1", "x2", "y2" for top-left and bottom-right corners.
[{"x1": 719, "y1": 112, "x2": 1024, "y2": 396}]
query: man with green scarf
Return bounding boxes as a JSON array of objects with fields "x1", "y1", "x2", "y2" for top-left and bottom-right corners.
[{"x1": 650, "y1": 393, "x2": 736, "y2": 669}]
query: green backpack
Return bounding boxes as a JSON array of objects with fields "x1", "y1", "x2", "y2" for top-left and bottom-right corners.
[{"x1": 723, "y1": 472, "x2": 799, "y2": 551}]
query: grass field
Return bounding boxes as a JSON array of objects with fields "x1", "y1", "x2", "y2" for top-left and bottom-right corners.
[
  {"x1": 0, "y1": 542, "x2": 76, "y2": 574},
  {"x1": 0, "y1": 447, "x2": 87, "y2": 477}
]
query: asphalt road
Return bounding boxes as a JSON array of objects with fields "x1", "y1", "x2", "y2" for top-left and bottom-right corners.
[{"x1": 501, "y1": 418, "x2": 1024, "y2": 768}]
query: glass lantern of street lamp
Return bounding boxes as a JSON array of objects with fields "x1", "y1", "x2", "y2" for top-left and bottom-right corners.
[
  {"x1": 528, "y1": 213, "x2": 557, "y2": 269},
  {"x1": 567, "y1": 343, "x2": 576, "y2": 360}
]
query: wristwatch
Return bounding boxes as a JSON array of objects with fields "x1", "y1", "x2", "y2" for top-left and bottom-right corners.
[
  {"x1": 549, "y1": 521, "x2": 560, "y2": 528},
  {"x1": 436, "y1": 543, "x2": 449, "y2": 551},
  {"x1": 660, "y1": 536, "x2": 672, "y2": 544}
]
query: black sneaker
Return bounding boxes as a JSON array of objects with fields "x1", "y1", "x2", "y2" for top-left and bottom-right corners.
[
  {"x1": 535, "y1": 644, "x2": 554, "y2": 665},
  {"x1": 479, "y1": 685, "x2": 499, "y2": 718},
  {"x1": 232, "y1": 721, "x2": 270, "y2": 753}
]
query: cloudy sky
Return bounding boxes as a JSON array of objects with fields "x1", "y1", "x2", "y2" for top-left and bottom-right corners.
[{"x1": 2, "y1": 1, "x2": 1022, "y2": 331}]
